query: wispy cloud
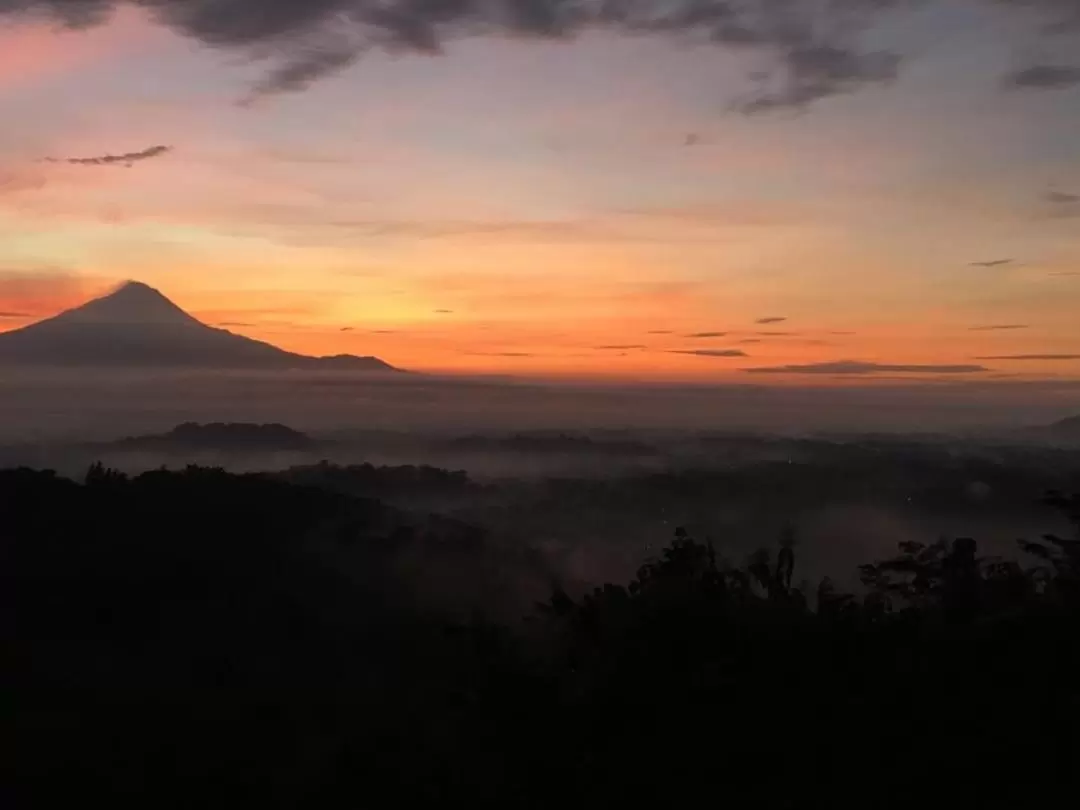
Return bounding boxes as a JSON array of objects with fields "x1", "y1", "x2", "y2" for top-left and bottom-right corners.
[
  {"x1": 0, "y1": 269, "x2": 98, "y2": 316},
  {"x1": 970, "y1": 258, "x2": 1014, "y2": 268},
  {"x1": 0, "y1": 310, "x2": 29, "y2": 318},
  {"x1": 975, "y1": 354, "x2": 1080, "y2": 360},
  {"x1": 647, "y1": 330, "x2": 674, "y2": 335},
  {"x1": 969, "y1": 324, "x2": 1029, "y2": 331},
  {"x1": 669, "y1": 349, "x2": 747, "y2": 358},
  {"x1": 1044, "y1": 189, "x2": 1080, "y2": 218},
  {"x1": 216, "y1": 321, "x2": 255, "y2": 327},
  {"x1": 434, "y1": 309, "x2": 454, "y2": 314},
  {"x1": 1005, "y1": 64, "x2": 1080, "y2": 90},
  {"x1": 41, "y1": 145, "x2": 172, "y2": 167},
  {"x1": 756, "y1": 316, "x2": 788, "y2": 324},
  {"x1": 743, "y1": 360, "x2": 988, "y2": 375},
  {"x1": 686, "y1": 331, "x2": 728, "y2": 338},
  {"x1": 1046, "y1": 190, "x2": 1080, "y2": 205},
  {"x1": 596, "y1": 344, "x2": 647, "y2": 350}
]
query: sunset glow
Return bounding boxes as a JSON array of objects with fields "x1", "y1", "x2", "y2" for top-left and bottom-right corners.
[{"x1": 2, "y1": 2, "x2": 1078, "y2": 382}]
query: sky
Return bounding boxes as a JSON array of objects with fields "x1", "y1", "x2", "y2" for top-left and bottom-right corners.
[{"x1": 0, "y1": 0, "x2": 1078, "y2": 382}]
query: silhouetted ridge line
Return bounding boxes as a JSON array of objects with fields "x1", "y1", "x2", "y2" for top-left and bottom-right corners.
[{"x1": 0, "y1": 281, "x2": 403, "y2": 371}]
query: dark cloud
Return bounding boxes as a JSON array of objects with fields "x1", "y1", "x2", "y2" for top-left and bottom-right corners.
[
  {"x1": 970, "y1": 258, "x2": 1014, "y2": 267},
  {"x1": 668, "y1": 349, "x2": 747, "y2": 357},
  {"x1": 736, "y1": 45, "x2": 901, "y2": 114},
  {"x1": 685, "y1": 331, "x2": 728, "y2": 338},
  {"x1": 371, "y1": 329, "x2": 398, "y2": 333},
  {"x1": 41, "y1": 145, "x2": 172, "y2": 167},
  {"x1": 595, "y1": 344, "x2": 647, "y2": 350},
  {"x1": 737, "y1": 338, "x2": 762, "y2": 344},
  {"x1": 756, "y1": 316, "x2": 787, "y2": 324},
  {"x1": 0, "y1": 311, "x2": 29, "y2": 318},
  {"x1": 757, "y1": 331, "x2": 798, "y2": 336},
  {"x1": 1045, "y1": 190, "x2": 1080, "y2": 204},
  {"x1": 969, "y1": 324, "x2": 1029, "y2": 331},
  {"x1": 1044, "y1": 189, "x2": 1080, "y2": 218},
  {"x1": 975, "y1": 354, "x2": 1080, "y2": 360},
  {"x1": 241, "y1": 38, "x2": 367, "y2": 104},
  {"x1": 646, "y1": 330, "x2": 673, "y2": 334},
  {"x1": 3, "y1": 1, "x2": 1077, "y2": 108},
  {"x1": 743, "y1": 360, "x2": 988, "y2": 375},
  {"x1": 217, "y1": 321, "x2": 256, "y2": 327},
  {"x1": 340, "y1": 326, "x2": 354, "y2": 331},
  {"x1": 0, "y1": 0, "x2": 930, "y2": 109},
  {"x1": 1004, "y1": 64, "x2": 1080, "y2": 89}
]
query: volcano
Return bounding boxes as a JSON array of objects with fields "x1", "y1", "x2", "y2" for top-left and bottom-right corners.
[{"x1": 0, "y1": 281, "x2": 401, "y2": 372}]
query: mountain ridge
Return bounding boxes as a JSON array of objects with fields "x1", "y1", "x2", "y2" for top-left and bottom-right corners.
[{"x1": 0, "y1": 281, "x2": 402, "y2": 372}]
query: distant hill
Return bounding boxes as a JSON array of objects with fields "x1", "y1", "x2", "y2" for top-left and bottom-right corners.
[
  {"x1": 112, "y1": 422, "x2": 320, "y2": 454},
  {"x1": 0, "y1": 281, "x2": 401, "y2": 371},
  {"x1": 1048, "y1": 415, "x2": 1080, "y2": 440}
]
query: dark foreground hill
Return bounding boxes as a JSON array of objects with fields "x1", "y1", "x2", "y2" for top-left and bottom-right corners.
[
  {"x1": 0, "y1": 281, "x2": 401, "y2": 371},
  {"x1": 5, "y1": 464, "x2": 1079, "y2": 807}
]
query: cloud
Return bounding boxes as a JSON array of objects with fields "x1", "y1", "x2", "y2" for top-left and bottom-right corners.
[
  {"x1": 468, "y1": 351, "x2": 537, "y2": 357},
  {"x1": 1045, "y1": 190, "x2": 1080, "y2": 205},
  {"x1": 41, "y1": 145, "x2": 172, "y2": 167},
  {"x1": 742, "y1": 360, "x2": 988, "y2": 375},
  {"x1": 969, "y1": 324, "x2": 1029, "y2": 331},
  {"x1": 970, "y1": 258, "x2": 1014, "y2": 267},
  {"x1": 371, "y1": 329, "x2": 398, "y2": 334},
  {"x1": 0, "y1": 269, "x2": 97, "y2": 317},
  {"x1": 1043, "y1": 189, "x2": 1080, "y2": 218},
  {"x1": 736, "y1": 45, "x2": 901, "y2": 113},
  {"x1": 1004, "y1": 64, "x2": 1080, "y2": 90},
  {"x1": 974, "y1": 354, "x2": 1080, "y2": 360},
  {"x1": 434, "y1": 309, "x2": 454, "y2": 314},
  {"x1": 340, "y1": 326, "x2": 354, "y2": 331},
  {"x1": 0, "y1": 167, "x2": 47, "y2": 194},
  {"x1": 330, "y1": 218, "x2": 623, "y2": 244},
  {"x1": 647, "y1": 330, "x2": 673, "y2": 335},
  {"x1": 737, "y1": 338, "x2": 762, "y2": 344},
  {"x1": 1049, "y1": 271, "x2": 1080, "y2": 277},
  {"x1": 668, "y1": 349, "x2": 747, "y2": 357},
  {"x1": 217, "y1": 321, "x2": 256, "y2": 327},
  {"x1": 2, "y1": 1, "x2": 1076, "y2": 111},
  {"x1": 0, "y1": 310, "x2": 29, "y2": 318},
  {"x1": 596, "y1": 344, "x2": 647, "y2": 350},
  {"x1": 0, "y1": 0, "x2": 942, "y2": 110},
  {"x1": 757, "y1": 331, "x2": 798, "y2": 336},
  {"x1": 240, "y1": 35, "x2": 368, "y2": 104},
  {"x1": 756, "y1": 316, "x2": 787, "y2": 324},
  {"x1": 686, "y1": 331, "x2": 728, "y2": 338}
]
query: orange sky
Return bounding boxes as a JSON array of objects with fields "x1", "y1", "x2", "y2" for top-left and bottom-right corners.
[{"x1": 1, "y1": 4, "x2": 1078, "y2": 382}]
